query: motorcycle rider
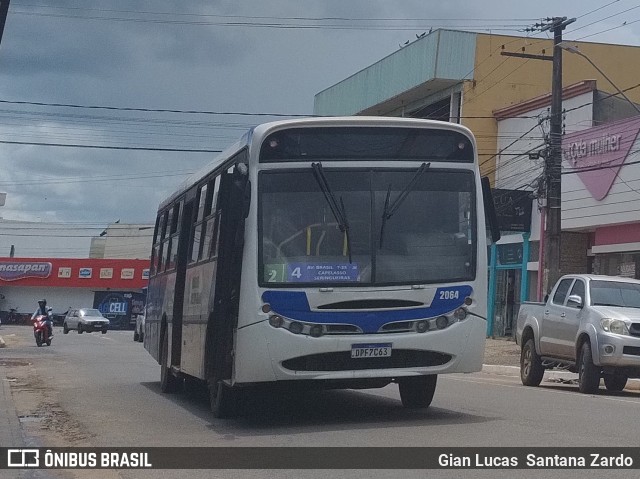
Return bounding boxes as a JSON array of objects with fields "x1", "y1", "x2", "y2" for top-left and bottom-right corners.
[{"x1": 32, "y1": 299, "x2": 53, "y2": 338}]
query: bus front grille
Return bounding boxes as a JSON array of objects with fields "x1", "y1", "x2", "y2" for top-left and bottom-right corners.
[{"x1": 281, "y1": 350, "x2": 452, "y2": 372}]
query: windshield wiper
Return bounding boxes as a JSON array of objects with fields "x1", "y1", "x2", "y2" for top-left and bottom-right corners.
[
  {"x1": 379, "y1": 162, "x2": 430, "y2": 248},
  {"x1": 311, "y1": 162, "x2": 352, "y2": 263}
]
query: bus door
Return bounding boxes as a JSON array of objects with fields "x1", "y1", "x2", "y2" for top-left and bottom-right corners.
[
  {"x1": 170, "y1": 197, "x2": 196, "y2": 370},
  {"x1": 206, "y1": 162, "x2": 250, "y2": 386}
]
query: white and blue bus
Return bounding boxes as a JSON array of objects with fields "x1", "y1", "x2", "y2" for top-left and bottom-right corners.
[{"x1": 144, "y1": 117, "x2": 499, "y2": 417}]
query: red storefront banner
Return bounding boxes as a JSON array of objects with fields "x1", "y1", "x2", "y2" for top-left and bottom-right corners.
[{"x1": 0, "y1": 258, "x2": 150, "y2": 289}]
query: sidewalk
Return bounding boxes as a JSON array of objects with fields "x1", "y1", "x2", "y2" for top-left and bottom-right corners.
[
  {"x1": 483, "y1": 337, "x2": 640, "y2": 391},
  {"x1": 0, "y1": 329, "x2": 26, "y2": 450}
]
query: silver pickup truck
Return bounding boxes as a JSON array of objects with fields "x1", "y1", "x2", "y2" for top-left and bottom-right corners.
[{"x1": 516, "y1": 274, "x2": 640, "y2": 393}]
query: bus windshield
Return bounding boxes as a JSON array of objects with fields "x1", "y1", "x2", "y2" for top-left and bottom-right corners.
[{"x1": 260, "y1": 168, "x2": 476, "y2": 286}]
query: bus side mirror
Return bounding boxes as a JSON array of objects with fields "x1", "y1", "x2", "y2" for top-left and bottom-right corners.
[
  {"x1": 232, "y1": 163, "x2": 251, "y2": 219},
  {"x1": 481, "y1": 177, "x2": 501, "y2": 244}
]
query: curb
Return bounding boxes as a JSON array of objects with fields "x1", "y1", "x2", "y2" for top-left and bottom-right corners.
[
  {"x1": 0, "y1": 364, "x2": 25, "y2": 448},
  {"x1": 482, "y1": 364, "x2": 640, "y2": 391}
]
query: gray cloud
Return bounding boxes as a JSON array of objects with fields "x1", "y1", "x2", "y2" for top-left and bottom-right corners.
[{"x1": 0, "y1": 0, "x2": 635, "y2": 228}]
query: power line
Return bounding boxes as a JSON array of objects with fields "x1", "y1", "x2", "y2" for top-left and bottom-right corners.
[
  {"x1": 0, "y1": 99, "x2": 308, "y2": 118},
  {"x1": 9, "y1": 9, "x2": 529, "y2": 31},
  {"x1": 0, "y1": 139, "x2": 221, "y2": 152},
  {"x1": 11, "y1": 3, "x2": 538, "y2": 23}
]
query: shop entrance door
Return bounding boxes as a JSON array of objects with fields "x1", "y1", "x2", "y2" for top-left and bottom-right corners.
[{"x1": 494, "y1": 269, "x2": 521, "y2": 337}]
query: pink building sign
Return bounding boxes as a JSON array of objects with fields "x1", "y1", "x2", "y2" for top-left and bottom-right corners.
[{"x1": 562, "y1": 117, "x2": 640, "y2": 200}]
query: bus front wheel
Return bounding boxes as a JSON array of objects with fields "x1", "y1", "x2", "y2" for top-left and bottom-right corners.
[
  {"x1": 160, "y1": 331, "x2": 181, "y2": 393},
  {"x1": 209, "y1": 380, "x2": 238, "y2": 419},
  {"x1": 398, "y1": 375, "x2": 437, "y2": 408}
]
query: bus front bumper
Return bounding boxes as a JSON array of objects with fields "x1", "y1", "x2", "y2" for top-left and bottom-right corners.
[{"x1": 233, "y1": 316, "x2": 486, "y2": 384}]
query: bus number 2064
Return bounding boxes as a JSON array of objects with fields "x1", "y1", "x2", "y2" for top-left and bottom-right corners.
[{"x1": 439, "y1": 290, "x2": 460, "y2": 300}]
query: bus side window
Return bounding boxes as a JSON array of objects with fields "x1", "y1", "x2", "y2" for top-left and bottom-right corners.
[
  {"x1": 150, "y1": 214, "x2": 161, "y2": 276},
  {"x1": 167, "y1": 202, "x2": 182, "y2": 270},
  {"x1": 157, "y1": 210, "x2": 169, "y2": 273},
  {"x1": 201, "y1": 177, "x2": 221, "y2": 260}
]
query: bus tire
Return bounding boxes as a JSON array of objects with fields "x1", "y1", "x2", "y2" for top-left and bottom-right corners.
[
  {"x1": 398, "y1": 375, "x2": 437, "y2": 408},
  {"x1": 160, "y1": 330, "x2": 180, "y2": 393},
  {"x1": 210, "y1": 380, "x2": 238, "y2": 418}
]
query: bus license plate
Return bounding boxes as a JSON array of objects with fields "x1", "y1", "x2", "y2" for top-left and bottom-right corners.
[{"x1": 351, "y1": 343, "x2": 392, "y2": 359}]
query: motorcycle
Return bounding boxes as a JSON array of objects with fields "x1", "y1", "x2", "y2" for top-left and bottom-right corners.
[{"x1": 32, "y1": 314, "x2": 52, "y2": 347}]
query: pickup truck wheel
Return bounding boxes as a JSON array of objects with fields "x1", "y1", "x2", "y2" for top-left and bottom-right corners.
[
  {"x1": 520, "y1": 339, "x2": 544, "y2": 386},
  {"x1": 578, "y1": 342, "x2": 600, "y2": 394},
  {"x1": 398, "y1": 375, "x2": 437, "y2": 408},
  {"x1": 604, "y1": 373, "x2": 627, "y2": 392}
]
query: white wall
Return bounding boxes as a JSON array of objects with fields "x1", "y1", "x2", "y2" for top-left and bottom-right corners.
[
  {"x1": 0, "y1": 220, "x2": 95, "y2": 258},
  {"x1": 102, "y1": 224, "x2": 153, "y2": 260},
  {"x1": 562, "y1": 123, "x2": 640, "y2": 230},
  {"x1": 495, "y1": 91, "x2": 594, "y2": 191},
  {"x1": 0, "y1": 286, "x2": 95, "y2": 316}
]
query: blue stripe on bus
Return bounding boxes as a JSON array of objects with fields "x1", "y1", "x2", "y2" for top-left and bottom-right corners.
[{"x1": 261, "y1": 286, "x2": 472, "y2": 333}]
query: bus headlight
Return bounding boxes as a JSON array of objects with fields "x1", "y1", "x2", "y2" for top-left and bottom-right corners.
[
  {"x1": 289, "y1": 321, "x2": 304, "y2": 334},
  {"x1": 309, "y1": 325, "x2": 324, "y2": 337},
  {"x1": 269, "y1": 315, "x2": 284, "y2": 328},
  {"x1": 453, "y1": 308, "x2": 468, "y2": 321},
  {"x1": 416, "y1": 320, "x2": 429, "y2": 333},
  {"x1": 435, "y1": 316, "x2": 449, "y2": 330}
]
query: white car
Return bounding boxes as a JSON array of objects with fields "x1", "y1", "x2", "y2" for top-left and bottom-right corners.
[
  {"x1": 63, "y1": 308, "x2": 110, "y2": 335},
  {"x1": 133, "y1": 314, "x2": 145, "y2": 342}
]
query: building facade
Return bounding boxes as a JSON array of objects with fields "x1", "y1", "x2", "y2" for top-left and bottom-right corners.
[
  {"x1": 314, "y1": 29, "x2": 640, "y2": 336},
  {"x1": 0, "y1": 257, "x2": 149, "y2": 328}
]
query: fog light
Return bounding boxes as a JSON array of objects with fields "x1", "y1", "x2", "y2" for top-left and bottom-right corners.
[
  {"x1": 453, "y1": 307, "x2": 467, "y2": 321},
  {"x1": 464, "y1": 296, "x2": 473, "y2": 306},
  {"x1": 603, "y1": 345, "x2": 615, "y2": 355},
  {"x1": 416, "y1": 320, "x2": 429, "y2": 333},
  {"x1": 309, "y1": 325, "x2": 323, "y2": 337},
  {"x1": 435, "y1": 316, "x2": 449, "y2": 330},
  {"x1": 269, "y1": 315, "x2": 283, "y2": 328},
  {"x1": 262, "y1": 303, "x2": 272, "y2": 313},
  {"x1": 289, "y1": 321, "x2": 303, "y2": 334}
]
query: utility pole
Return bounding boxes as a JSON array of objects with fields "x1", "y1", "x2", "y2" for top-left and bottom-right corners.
[
  {"x1": 502, "y1": 16, "x2": 575, "y2": 295},
  {"x1": 541, "y1": 17, "x2": 575, "y2": 294}
]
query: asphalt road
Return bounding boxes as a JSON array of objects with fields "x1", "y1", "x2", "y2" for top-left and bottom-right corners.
[{"x1": 1, "y1": 324, "x2": 640, "y2": 479}]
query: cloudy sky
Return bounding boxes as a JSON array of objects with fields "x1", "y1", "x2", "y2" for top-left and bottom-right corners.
[{"x1": 0, "y1": 0, "x2": 639, "y2": 232}]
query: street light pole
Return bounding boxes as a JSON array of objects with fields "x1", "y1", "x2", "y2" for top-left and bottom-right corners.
[{"x1": 557, "y1": 42, "x2": 640, "y2": 115}]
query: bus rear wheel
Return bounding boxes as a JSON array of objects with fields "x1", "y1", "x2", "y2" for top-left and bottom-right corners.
[
  {"x1": 398, "y1": 375, "x2": 437, "y2": 408},
  {"x1": 209, "y1": 380, "x2": 238, "y2": 419}
]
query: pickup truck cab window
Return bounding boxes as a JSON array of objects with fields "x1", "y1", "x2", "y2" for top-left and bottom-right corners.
[{"x1": 552, "y1": 278, "x2": 574, "y2": 305}]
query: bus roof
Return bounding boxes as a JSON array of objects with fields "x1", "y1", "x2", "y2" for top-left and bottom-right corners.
[{"x1": 157, "y1": 116, "x2": 475, "y2": 211}]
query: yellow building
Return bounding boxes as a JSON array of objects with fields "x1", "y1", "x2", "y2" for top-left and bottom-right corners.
[{"x1": 314, "y1": 29, "x2": 640, "y2": 182}]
